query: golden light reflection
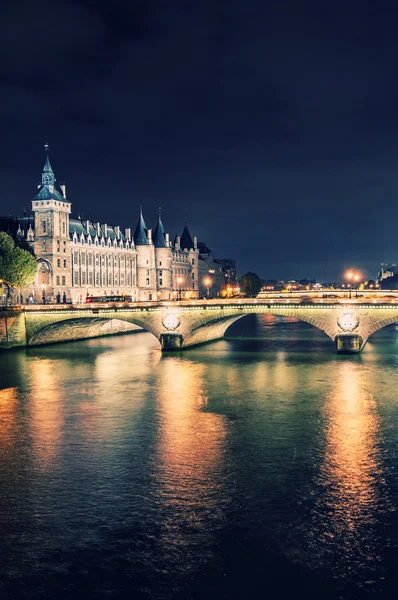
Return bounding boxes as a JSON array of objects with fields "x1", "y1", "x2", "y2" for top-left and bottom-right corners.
[
  {"x1": 0, "y1": 387, "x2": 18, "y2": 452},
  {"x1": 28, "y1": 359, "x2": 63, "y2": 468},
  {"x1": 154, "y1": 358, "x2": 227, "y2": 547},
  {"x1": 316, "y1": 362, "x2": 384, "y2": 556}
]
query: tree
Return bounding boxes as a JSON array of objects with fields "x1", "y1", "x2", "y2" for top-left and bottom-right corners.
[
  {"x1": 380, "y1": 275, "x2": 398, "y2": 290},
  {"x1": 240, "y1": 272, "x2": 262, "y2": 297},
  {"x1": 0, "y1": 232, "x2": 37, "y2": 302}
]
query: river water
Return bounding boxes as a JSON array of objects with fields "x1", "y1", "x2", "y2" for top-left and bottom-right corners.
[{"x1": 1, "y1": 315, "x2": 398, "y2": 599}]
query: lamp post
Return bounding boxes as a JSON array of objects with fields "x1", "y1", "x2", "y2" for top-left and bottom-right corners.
[
  {"x1": 204, "y1": 277, "x2": 211, "y2": 299},
  {"x1": 0, "y1": 279, "x2": 8, "y2": 306},
  {"x1": 41, "y1": 284, "x2": 46, "y2": 305},
  {"x1": 345, "y1": 270, "x2": 361, "y2": 299},
  {"x1": 177, "y1": 276, "x2": 183, "y2": 301}
]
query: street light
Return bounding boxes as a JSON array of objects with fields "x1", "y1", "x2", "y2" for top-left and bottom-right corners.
[
  {"x1": 204, "y1": 277, "x2": 211, "y2": 299},
  {"x1": 177, "y1": 276, "x2": 183, "y2": 301},
  {"x1": 345, "y1": 270, "x2": 361, "y2": 299}
]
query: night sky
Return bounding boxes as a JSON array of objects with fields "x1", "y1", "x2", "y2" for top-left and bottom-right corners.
[{"x1": 1, "y1": 0, "x2": 398, "y2": 281}]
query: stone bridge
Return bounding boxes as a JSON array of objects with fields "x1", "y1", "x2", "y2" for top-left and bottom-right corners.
[{"x1": 2, "y1": 300, "x2": 398, "y2": 353}]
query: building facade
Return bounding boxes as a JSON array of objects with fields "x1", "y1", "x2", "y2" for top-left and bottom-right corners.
[{"x1": 1, "y1": 148, "x2": 236, "y2": 303}]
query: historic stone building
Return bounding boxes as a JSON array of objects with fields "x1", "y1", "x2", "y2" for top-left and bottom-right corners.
[{"x1": 1, "y1": 147, "x2": 236, "y2": 304}]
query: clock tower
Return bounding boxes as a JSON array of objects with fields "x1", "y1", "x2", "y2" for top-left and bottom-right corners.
[{"x1": 31, "y1": 145, "x2": 72, "y2": 302}]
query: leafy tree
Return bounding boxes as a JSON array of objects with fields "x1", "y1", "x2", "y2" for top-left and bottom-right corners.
[
  {"x1": 380, "y1": 275, "x2": 398, "y2": 290},
  {"x1": 0, "y1": 233, "x2": 37, "y2": 299},
  {"x1": 240, "y1": 272, "x2": 262, "y2": 297}
]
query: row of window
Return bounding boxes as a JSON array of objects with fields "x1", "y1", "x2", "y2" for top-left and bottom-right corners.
[
  {"x1": 34, "y1": 201, "x2": 68, "y2": 208},
  {"x1": 72, "y1": 273, "x2": 136, "y2": 287},
  {"x1": 41, "y1": 220, "x2": 66, "y2": 235},
  {"x1": 72, "y1": 253, "x2": 135, "y2": 268},
  {"x1": 72, "y1": 237, "x2": 134, "y2": 250}
]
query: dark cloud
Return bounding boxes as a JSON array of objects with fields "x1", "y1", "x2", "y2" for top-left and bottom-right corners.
[{"x1": 1, "y1": 0, "x2": 398, "y2": 279}]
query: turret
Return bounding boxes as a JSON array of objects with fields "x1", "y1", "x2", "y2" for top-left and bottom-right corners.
[
  {"x1": 31, "y1": 145, "x2": 71, "y2": 302},
  {"x1": 153, "y1": 210, "x2": 172, "y2": 299},
  {"x1": 134, "y1": 209, "x2": 156, "y2": 300}
]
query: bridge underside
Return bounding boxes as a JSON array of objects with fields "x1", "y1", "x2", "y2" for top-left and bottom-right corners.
[{"x1": 27, "y1": 318, "x2": 142, "y2": 347}]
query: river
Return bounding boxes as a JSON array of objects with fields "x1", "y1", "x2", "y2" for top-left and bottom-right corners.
[{"x1": 1, "y1": 314, "x2": 398, "y2": 599}]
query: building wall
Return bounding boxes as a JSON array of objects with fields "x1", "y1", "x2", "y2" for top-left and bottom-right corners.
[{"x1": 2, "y1": 150, "x2": 236, "y2": 304}]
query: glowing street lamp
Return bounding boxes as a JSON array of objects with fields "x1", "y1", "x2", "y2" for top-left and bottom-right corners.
[
  {"x1": 177, "y1": 276, "x2": 183, "y2": 301},
  {"x1": 204, "y1": 277, "x2": 211, "y2": 299},
  {"x1": 345, "y1": 270, "x2": 361, "y2": 299}
]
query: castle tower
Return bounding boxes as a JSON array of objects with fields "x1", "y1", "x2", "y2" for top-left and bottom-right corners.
[
  {"x1": 153, "y1": 209, "x2": 172, "y2": 300},
  {"x1": 31, "y1": 145, "x2": 71, "y2": 302},
  {"x1": 179, "y1": 224, "x2": 199, "y2": 298},
  {"x1": 133, "y1": 208, "x2": 157, "y2": 301}
]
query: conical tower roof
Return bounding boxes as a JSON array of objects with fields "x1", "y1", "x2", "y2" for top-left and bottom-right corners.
[
  {"x1": 133, "y1": 209, "x2": 149, "y2": 245},
  {"x1": 43, "y1": 143, "x2": 53, "y2": 173},
  {"x1": 152, "y1": 211, "x2": 166, "y2": 248},
  {"x1": 180, "y1": 224, "x2": 194, "y2": 250}
]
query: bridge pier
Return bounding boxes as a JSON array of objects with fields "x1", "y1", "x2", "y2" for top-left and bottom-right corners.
[
  {"x1": 335, "y1": 334, "x2": 362, "y2": 354},
  {"x1": 159, "y1": 332, "x2": 184, "y2": 351}
]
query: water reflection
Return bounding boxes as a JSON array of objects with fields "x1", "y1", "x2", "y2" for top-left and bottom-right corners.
[
  {"x1": 28, "y1": 359, "x2": 63, "y2": 468},
  {"x1": 307, "y1": 362, "x2": 387, "y2": 589},
  {"x1": 153, "y1": 358, "x2": 227, "y2": 574},
  {"x1": 0, "y1": 387, "x2": 18, "y2": 453}
]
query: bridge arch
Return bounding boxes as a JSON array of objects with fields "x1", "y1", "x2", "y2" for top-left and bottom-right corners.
[
  {"x1": 361, "y1": 315, "x2": 398, "y2": 343},
  {"x1": 26, "y1": 315, "x2": 160, "y2": 347},
  {"x1": 178, "y1": 306, "x2": 336, "y2": 349}
]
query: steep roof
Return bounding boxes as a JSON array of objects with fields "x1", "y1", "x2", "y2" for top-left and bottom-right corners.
[
  {"x1": 152, "y1": 214, "x2": 166, "y2": 248},
  {"x1": 180, "y1": 224, "x2": 194, "y2": 250},
  {"x1": 43, "y1": 153, "x2": 53, "y2": 174},
  {"x1": 133, "y1": 211, "x2": 149, "y2": 245},
  {"x1": 33, "y1": 185, "x2": 69, "y2": 203}
]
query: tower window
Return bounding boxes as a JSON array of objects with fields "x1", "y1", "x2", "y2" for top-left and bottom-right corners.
[{"x1": 42, "y1": 221, "x2": 46, "y2": 233}]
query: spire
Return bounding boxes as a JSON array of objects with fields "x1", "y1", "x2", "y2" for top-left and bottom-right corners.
[
  {"x1": 153, "y1": 208, "x2": 166, "y2": 248},
  {"x1": 180, "y1": 224, "x2": 194, "y2": 250},
  {"x1": 133, "y1": 208, "x2": 149, "y2": 245},
  {"x1": 41, "y1": 144, "x2": 55, "y2": 188}
]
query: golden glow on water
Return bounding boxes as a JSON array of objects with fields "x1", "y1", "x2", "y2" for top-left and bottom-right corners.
[
  {"x1": 321, "y1": 362, "x2": 382, "y2": 534},
  {"x1": 154, "y1": 358, "x2": 227, "y2": 551},
  {"x1": 301, "y1": 360, "x2": 388, "y2": 583},
  {"x1": 0, "y1": 387, "x2": 18, "y2": 452},
  {"x1": 28, "y1": 359, "x2": 63, "y2": 468}
]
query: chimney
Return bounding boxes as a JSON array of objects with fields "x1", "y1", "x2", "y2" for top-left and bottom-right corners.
[
  {"x1": 84, "y1": 220, "x2": 90, "y2": 233},
  {"x1": 102, "y1": 224, "x2": 108, "y2": 237},
  {"x1": 176, "y1": 235, "x2": 181, "y2": 250},
  {"x1": 114, "y1": 225, "x2": 120, "y2": 238},
  {"x1": 60, "y1": 183, "x2": 66, "y2": 198},
  {"x1": 147, "y1": 228, "x2": 152, "y2": 243},
  {"x1": 96, "y1": 222, "x2": 101, "y2": 236},
  {"x1": 193, "y1": 236, "x2": 197, "y2": 249},
  {"x1": 165, "y1": 232, "x2": 170, "y2": 246},
  {"x1": 125, "y1": 227, "x2": 131, "y2": 240}
]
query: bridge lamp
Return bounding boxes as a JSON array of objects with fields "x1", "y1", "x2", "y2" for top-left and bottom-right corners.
[
  {"x1": 177, "y1": 276, "x2": 183, "y2": 301},
  {"x1": 204, "y1": 277, "x2": 211, "y2": 299}
]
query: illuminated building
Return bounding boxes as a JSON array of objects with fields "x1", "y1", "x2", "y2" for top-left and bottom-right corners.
[{"x1": 1, "y1": 147, "x2": 234, "y2": 303}]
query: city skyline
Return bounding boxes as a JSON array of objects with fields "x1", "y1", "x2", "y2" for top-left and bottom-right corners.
[{"x1": 2, "y1": 1, "x2": 398, "y2": 280}]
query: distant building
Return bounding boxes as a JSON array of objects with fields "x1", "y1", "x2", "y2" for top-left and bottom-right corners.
[
  {"x1": 1, "y1": 147, "x2": 235, "y2": 303},
  {"x1": 377, "y1": 263, "x2": 398, "y2": 285}
]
